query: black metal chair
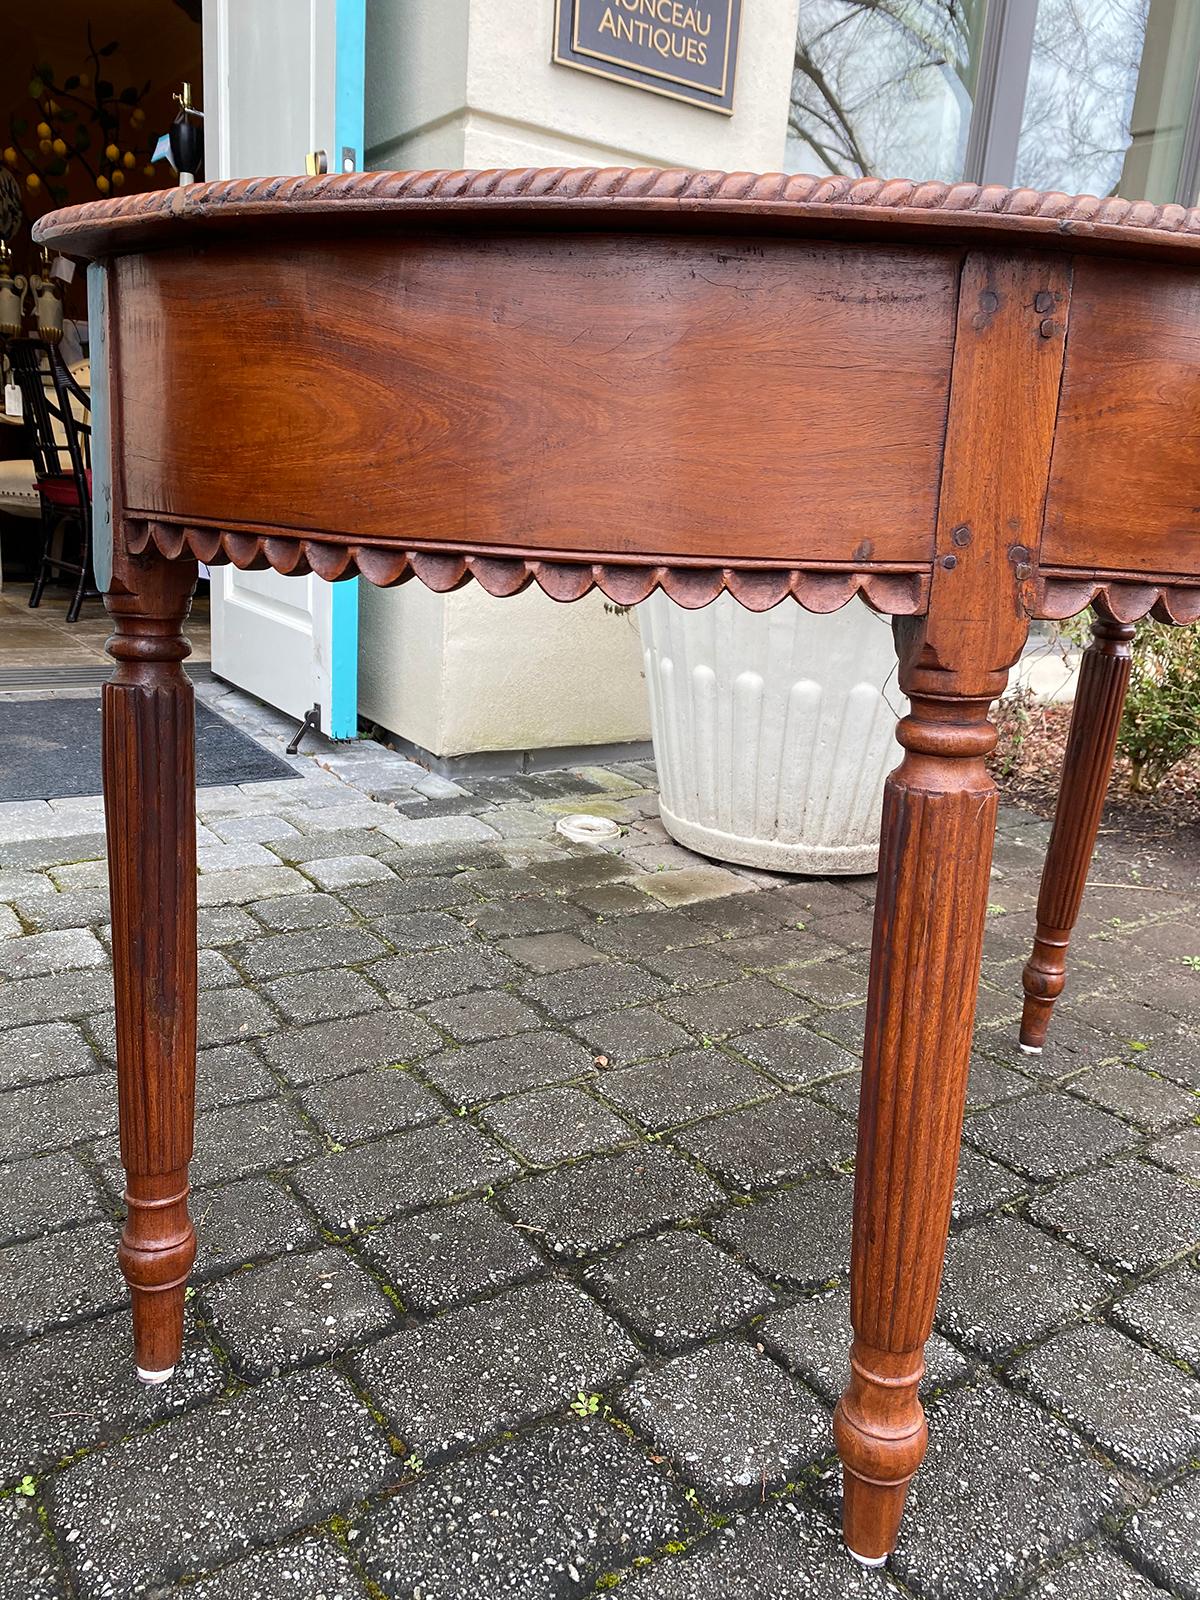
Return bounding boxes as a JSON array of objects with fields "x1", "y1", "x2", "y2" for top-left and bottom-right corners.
[{"x1": 8, "y1": 338, "x2": 93, "y2": 623}]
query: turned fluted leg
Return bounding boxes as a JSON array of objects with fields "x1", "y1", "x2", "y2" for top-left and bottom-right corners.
[
  {"x1": 834, "y1": 688, "x2": 1001, "y2": 1561},
  {"x1": 1019, "y1": 611, "x2": 1134, "y2": 1051},
  {"x1": 103, "y1": 551, "x2": 199, "y2": 1382}
]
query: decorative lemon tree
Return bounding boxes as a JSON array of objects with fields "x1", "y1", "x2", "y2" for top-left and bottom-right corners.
[{"x1": 3, "y1": 27, "x2": 156, "y2": 212}]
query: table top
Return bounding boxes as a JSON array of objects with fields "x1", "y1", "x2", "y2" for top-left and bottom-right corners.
[{"x1": 33, "y1": 167, "x2": 1200, "y2": 266}]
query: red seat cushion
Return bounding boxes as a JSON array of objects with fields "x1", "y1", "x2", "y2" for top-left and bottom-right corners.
[{"x1": 36, "y1": 470, "x2": 90, "y2": 508}]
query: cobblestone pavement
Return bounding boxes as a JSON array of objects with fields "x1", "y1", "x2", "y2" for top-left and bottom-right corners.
[{"x1": 1, "y1": 678, "x2": 1198, "y2": 1598}]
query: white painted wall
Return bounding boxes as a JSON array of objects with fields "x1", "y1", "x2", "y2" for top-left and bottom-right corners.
[{"x1": 360, "y1": 0, "x2": 801, "y2": 761}]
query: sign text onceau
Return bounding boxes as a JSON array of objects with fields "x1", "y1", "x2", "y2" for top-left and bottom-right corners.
[{"x1": 553, "y1": 0, "x2": 741, "y2": 115}]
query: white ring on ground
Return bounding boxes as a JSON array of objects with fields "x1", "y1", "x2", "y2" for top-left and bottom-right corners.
[
  {"x1": 847, "y1": 1549, "x2": 888, "y2": 1569},
  {"x1": 1018, "y1": 1042, "x2": 1043, "y2": 1055},
  {"x1": 555, "y1": 813, "x2": 621, "y2": 844},
  {"x1": 136, "y1": 1366, "x2": 174, "y2": 1386}
]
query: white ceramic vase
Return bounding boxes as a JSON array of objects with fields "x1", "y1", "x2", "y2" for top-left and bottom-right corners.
[{"x1": 638, "y1": 594, "x2": 906, "y2": 874}]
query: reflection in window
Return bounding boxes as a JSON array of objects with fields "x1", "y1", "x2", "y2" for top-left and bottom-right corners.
[
  {"x1": 1014, "y1": 0, "x2": 1200, "y2": 202},
  {"x1": 788, "y1": 1, "x2": 989, "y2": 180}
]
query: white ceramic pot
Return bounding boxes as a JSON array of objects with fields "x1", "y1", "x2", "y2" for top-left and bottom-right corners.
[{"x1": 638, "y1": 594, "x2": 906, "y2": 874}]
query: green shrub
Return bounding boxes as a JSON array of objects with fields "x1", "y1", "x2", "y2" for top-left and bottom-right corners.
[{"x1": 1115, "y1": 620, "x2": 1200, "y2": 793}]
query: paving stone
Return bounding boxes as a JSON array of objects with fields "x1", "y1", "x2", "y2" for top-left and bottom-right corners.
[
  {"x1": 728, "y1": 1024, "x2": 858, "y2": 1086},
  {"x1": 355, "y1": 1416, "x2": 697, "y2": 1598},
  {"x1": 371, "y1": 909, "x2": 472, "y2": 951},
  {"x1": 0, "y1": 1020, "x2": 96, "y2": 1089},
  {"x1": 965, "y1": 1090, "x2": 1135, "y2": 1179},
  {"x1": 886, "y1": 1378, "x2": 1121, "y2": 1600},
  {"x1": 481, "y1": 1085, "x2": 631, "y2": 1164},
  {"x1": 208, "y1": 813, "x2": 302, "y2": 847},
  {"x1": 585, "y1": 909, "x2": 720, "y2": 959},
  {"x1": 0, "y1": 1220, "x2": 124, "y2": 1344},
  {"x1": 1130, "y1": 1033, "x2": 1200, "y2": 1092},
  {"x1": 299, "y1": 1066, "x2": 443, "y2": 1144},
  {"x1": 246, "y1": 891, "x2": 355, "y2": 933},
  {"x1": 0, "y1": 1309, "x2": 222, "y2": 1483},
  {"x1": 659, "y1": 978, "x2": 808, "y2": 1039},
  {"x1": 587, "y1": 1229, "x2": 773, "y2": 1352},
  {"x1": 626, "y1": 1501, "x2": 895, "y2": 1599},
  {"x1": 598, "y1": 1049, "x2": 774, "y2": 1132},
  {"x1": 775, "y1": 958, "x2": 869, "y2": 1007},
  {"x1": 369, "y1": 943, "x2": 518, "y2": 1004},
  {"x1": 0, "y1": 968, "x2": 112, "y2": 1029},
  {"x1": 813, "y1": 1003, "x2": 867, "y2": 1053},
  {"x1": 197, "y1": 987, "x2": 280, "y2": 1049},
  {"x1": 621, "y1": 1340, "x2": 828, "y2": 1505},
  {"x1": 1151, "y1": 1121, "x2": 1200, "y2": 1179},
  {"x1": 1024, "y1": 1545, "x2": 1173, "y2": 1600},
  {"x1": 1112, "y1": 1264, "x2": 1200, "y2": 1365},
  {"x1": 0, "y1": 829, "x2": 106, "y2": 869},
  {"x1": 716, "y1": 925, "x2": 830, "y2": 975},
  {"x1": 640, "y1": 943, "x2": 748, "y2": 989},
  {"x1": 384, "y1": 812, "x2": 497, "y2": 847},
  {"x1": 355, "y1": 1278, "x2": 638, "y2": 1464},
  {"x1": 1073, "y1": 1061, "x2": 1200, "y2": 1132},
  {"x1": 762, "y1": 1285, "x2": 969, "y2": 1406},
  {"x1": 1011, "y1": 1321, "x2": 1200, "y2": 1475},
  {"x1": 292, "y1": 1121, "x2": 518, "y2": 1231},
  {"x1": 952, "y1": 1144, "x2": 1028, "y2": 1222},
  {"x1": 420, "y1": 1030, "x2": 597, "y2": 1105},
  {"x1": 497, "y1": 930, "x2": 607, "y2": 973},
  {"x1": 523, "y1": 959, "x2": 669, "y2": 1021},
  {"x1": 712, "y1": 1176, "x2": 856, "y2": 1288},
  {"x1": 528, "y1": 854, "x2": 638, "y2": 892},
  {"x1": 183, "y1": 1536, "x2": 371, "y2": 1600},
  {"x1": 463, "y1": 893, "x2": 589, "y2": 938},
  {"x1": 0, "y1": 927, "x2": 107, "y2": 981},
  {"x1": 233, "y1": 925, "x2": 387, "y2": 982},
  {"x1": 193, "y1": 1177, "x2": 321, "y2": 1279},
  {"x1": 198, "y1": 841, "x2": 279, "y2": 874},
  {"x1": 202, "y1": 1245, "x2": 397, "y2": 1378},
  {"x1": 421, "y1": 988, "x2": 542, "y2": 1043},
  {"x1": 0, "y1": 1151, "x2": 102, "y2": 1244},
  {"x1": 48, "y1": 1369, "x2": 394, "y2": 1598},
  {"x1": 936, "y1": 1216, "x2": 1113, "y2": 1357},
  {"x1": 261, "y1": 968, "x2": 385, "y2": 1026},
  {"x1": 686, "y1": 893, "x2": 801, "y2": 938},
  {"x1": 964, "y1": 1052, "x2": 1033, "y2": 1109},
  {"x1": 673, "y1": 1095, "x2": 856, "y2": 1191},
  {"x1": 302, "y1": 853, "x2": 395, "y2": 891},
  {"x1": 1029, "y1": 1159, "x2": 1200, "y2": 1273},
  {"x1": 197, "y1": 948, "x2": 240, "y2": 988},
  {"x1": 194, "y1": 1044, "x2": 278, "y2": 1112},
  {"x1": 0, "y1": 1073, "x2": 116, "y2": 1162},
  {"x1": 503, "y1": 1146, "x2": 724, "y2": 1258},
  {"x1": 637, "y1": 865, "x2": 751, "y2": 906},
  {"x1": 197, "y1": 904, "x2": 262, "y2": 946},
  {"x1": 184, "y1": 1098, "x2": 321, "y2": 1189},
  {"x1": 361, "y1": 1199, "x2": 544, "y2": 1313},
  {"x1": 260, "y1": 1010, "x2": 442, "y2": 1086},
  {"x1": 1118, "y1": 1474, "x2": 1200, "y2": 1600},
  {"x1": 196, "y1": 864, "x2": 309, "y2": 905},
  {"x1": 0, "y1": 1495, "x2": 68, "y2": 1600},
  {"x1": 577, "y1": 1007, "x2": 696, "y2": 1066},
  {"x1": 11, "y1": 887, "x2": 111, "y2": 934}
]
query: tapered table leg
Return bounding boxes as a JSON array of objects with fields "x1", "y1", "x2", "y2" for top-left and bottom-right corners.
[
  {"x1": 103, "y1": 550, "x2": 199, "y2": 1383},
  {"x1": 833, "y1": 685, "x2": 1001, "y2": 1561},
  {"x1": 1019, "y1": 611, "x2": 1134, "y2": 1051}
]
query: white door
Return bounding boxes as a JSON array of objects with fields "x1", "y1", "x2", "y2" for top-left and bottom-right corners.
[{"x1": 201, "y1": 0, "x2": 362, "y2": 738}]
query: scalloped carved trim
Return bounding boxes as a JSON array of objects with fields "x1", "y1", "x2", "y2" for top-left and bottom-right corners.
[
  {"x1": 1033, "y1": 572, "x2": 1200, "y2": 625},
  {"x1": 35, "y1": 165, "x2": 1200, "y2": 258},
  {"x1": 124, "y1": 519, "x2": 930, "y2": 616}
]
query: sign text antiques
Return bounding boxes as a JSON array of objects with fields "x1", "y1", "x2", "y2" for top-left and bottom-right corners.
[{"x1": 553, "y1": 0, "x2": 741, "y2": 114}]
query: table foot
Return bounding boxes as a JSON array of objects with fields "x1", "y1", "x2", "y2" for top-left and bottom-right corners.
[{"x1": 136, "y1": 1366, "x2": 176, "y2": 1387}]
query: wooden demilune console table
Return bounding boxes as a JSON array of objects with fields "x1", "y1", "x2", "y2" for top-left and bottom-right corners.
[{"x1": 36, "y1": 169, "x2": 1200, "y2": 1567}]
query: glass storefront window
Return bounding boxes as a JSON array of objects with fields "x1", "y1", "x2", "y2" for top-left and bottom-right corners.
[
  {"x1": 788, "y1": 1, "x2": 991, "y2": 181},
  {"x1": 1013, "y1": 0, "x2": 1200, "y2": 202}
]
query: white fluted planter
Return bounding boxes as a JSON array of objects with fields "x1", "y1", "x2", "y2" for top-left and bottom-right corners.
[{"x1": 639, "y1": 594, "x2": 906, "y2": 874}]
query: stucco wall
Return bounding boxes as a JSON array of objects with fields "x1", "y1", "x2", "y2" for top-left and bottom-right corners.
[{"x1": 359, "y1": 0, "x2": 800, "y2": 759}]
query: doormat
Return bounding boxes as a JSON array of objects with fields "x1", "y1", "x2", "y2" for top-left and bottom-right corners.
[{"x1": 0, "y1": 695, "x2": 299, "y2": 801}]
